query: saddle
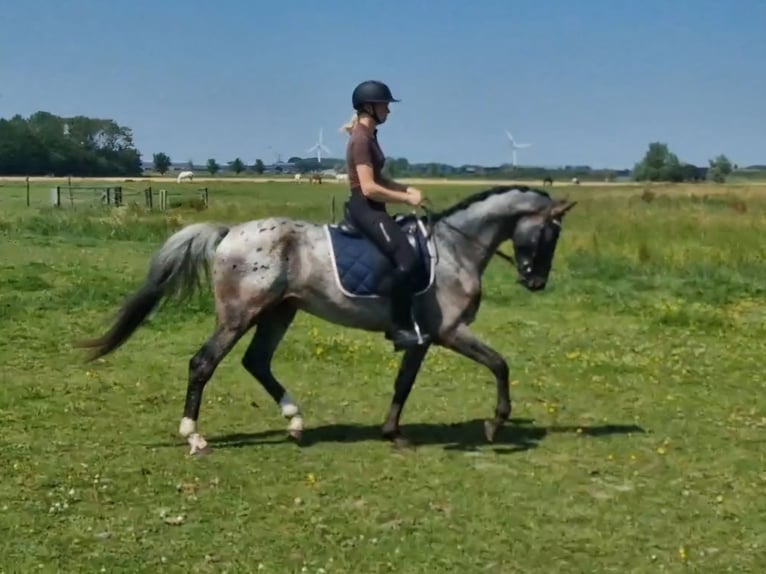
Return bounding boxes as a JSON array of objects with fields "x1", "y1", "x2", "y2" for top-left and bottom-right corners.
[{"x1": 324, "y1": 202, "x2": 435, "y2": 298}]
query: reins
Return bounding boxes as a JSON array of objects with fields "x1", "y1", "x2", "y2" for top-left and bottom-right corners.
[{"x1": 418, "y1": 201, "x2": 517, "y2": 267}]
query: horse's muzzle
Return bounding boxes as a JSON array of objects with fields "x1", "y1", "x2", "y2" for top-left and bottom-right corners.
[{"x1": 519, "y1": 275, "x2": 547, "y2": 291}]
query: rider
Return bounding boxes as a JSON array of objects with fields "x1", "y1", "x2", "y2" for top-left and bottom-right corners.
[{"x1": 342, "y1": 80, "x2": 431, "y2": 351}]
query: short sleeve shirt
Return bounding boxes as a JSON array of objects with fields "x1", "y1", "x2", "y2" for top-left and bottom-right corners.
[{"x1": 346, "y1": 123, "x2": 386, "y2": 209}]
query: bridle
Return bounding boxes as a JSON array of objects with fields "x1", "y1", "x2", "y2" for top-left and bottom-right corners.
[
  {"x1": 417, "y1": 202, "x2": 562, "y2": 271},
  {"x1": 421, "y1": 205, "x2": 515, "y2": 267}
]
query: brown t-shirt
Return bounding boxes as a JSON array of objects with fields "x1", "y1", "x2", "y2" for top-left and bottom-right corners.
[{"x1": 346, "y1": 123, "x2": 386, "y2": 210}]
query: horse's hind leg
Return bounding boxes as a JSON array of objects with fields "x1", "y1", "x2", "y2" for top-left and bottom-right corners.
[
  {"x1": 241, "y1": 301, "x2": 304, "y2": 440},
  {"x1": 178, "y1": 323, "x2": 247, "y2": 454},
  {"x1": 178, "y1": 282, "x2": 276, "y2": 454},
  {"x1": 179, "y1": 315, "x2": 255, "y2": 455}
]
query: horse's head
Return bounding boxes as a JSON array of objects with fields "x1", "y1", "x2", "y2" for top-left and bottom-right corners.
[{"x1": 510, "y1": 199, "x2": 577, "y2": 291}]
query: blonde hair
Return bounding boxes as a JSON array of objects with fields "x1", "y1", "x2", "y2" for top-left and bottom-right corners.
[{"x1": 340, "y1": 112, "x2": 359, "y2": 135}]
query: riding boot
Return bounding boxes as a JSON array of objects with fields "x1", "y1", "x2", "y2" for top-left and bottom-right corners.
[{"x1": 386, "y1": 273, "x2": 430, "y2": 351}]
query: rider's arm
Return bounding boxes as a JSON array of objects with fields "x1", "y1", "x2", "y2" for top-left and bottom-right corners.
[
  {"x1": 379, "y1": 174, "x2": 412, "y2": 194},
  {"x1": 349, "y1": 135, "x2": 411, "y2": 204},
  {"x1": 356, "y1": 164, "x2": 411, "y2": 204}
]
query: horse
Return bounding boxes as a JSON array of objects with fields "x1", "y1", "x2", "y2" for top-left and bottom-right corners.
[
  {"x1": 77, "y1": 185, "x2": 577, "y2": 455},
  {"x1": 177, "y1": 170, "x2": 194, "y2": 183},
  {"x1": 310, "y1": 173, "x2": 322, "y2": 184}
]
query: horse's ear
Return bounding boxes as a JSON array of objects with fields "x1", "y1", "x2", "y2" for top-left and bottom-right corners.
[{"x1": 549, "y1": 199, "x2": 577, "y2": 219}]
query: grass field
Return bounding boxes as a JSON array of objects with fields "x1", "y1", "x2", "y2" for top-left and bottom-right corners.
[{"x1": 1, "y1": 178, "x2": 765, "y2": 573}]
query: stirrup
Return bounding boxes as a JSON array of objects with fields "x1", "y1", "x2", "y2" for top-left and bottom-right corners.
[
  {"x1": 389, "y1": 328, "x2": 430, "y2": 351},
  {"x1": 386, "y1": 311, "x2": 430, "y2": 350},
  {"x1": 410, "y1": 314, "x2": 427, "y2": 346}
]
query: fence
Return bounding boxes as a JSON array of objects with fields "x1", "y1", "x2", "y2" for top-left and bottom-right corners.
[
  {"x1": 145, "y1": 186, "x2": 209, "y2": 211},
  {"x1": 46, "y1": 185, "x2": 209, "y2": 211},
  {"x1": 49, "y1": 185, "x2": 124, "y2": 208}
]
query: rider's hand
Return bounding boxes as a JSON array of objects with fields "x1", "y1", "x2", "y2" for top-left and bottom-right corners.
[{"x1": 405, "y1": 187, "x2": 425, "y2": 207}]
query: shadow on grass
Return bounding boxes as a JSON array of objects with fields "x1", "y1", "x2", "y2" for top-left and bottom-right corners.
[{"x1": 196, "y1": 418, "x2": 646, "y2": 455}]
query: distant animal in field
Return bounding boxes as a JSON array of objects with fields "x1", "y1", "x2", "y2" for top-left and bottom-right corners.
[{"x1": 177, "y1": 171, "x2": 194, "y2": 183}]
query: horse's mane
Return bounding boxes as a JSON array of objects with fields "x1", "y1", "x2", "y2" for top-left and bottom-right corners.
[{"x1": 431, "y1": 185, "x2": 551, "y2": 222}]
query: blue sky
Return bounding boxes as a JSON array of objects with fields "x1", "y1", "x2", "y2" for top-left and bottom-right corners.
[{"x1": 1, "y1": 0, "x2": 764, "y2": 169}]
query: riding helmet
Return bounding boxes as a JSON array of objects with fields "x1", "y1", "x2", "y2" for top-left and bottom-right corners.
[{"x1": 352, "y1": 80, "x2": 400, "y2": 110}]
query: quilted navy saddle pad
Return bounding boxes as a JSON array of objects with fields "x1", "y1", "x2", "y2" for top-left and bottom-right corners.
[{"x1": 324, "y1": 217, "x2": 434, "y2": 298}]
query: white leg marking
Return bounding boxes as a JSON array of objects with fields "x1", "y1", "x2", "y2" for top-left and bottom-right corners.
[
  {"x1": 280, "y1": 394, "x2": 304, "y2": 438},
  {"x1": 179, "y1": 417, "x2": 196, "y2": 437},
  {"x1": 288, "y1": 415, "x2": 304, "y2": 433},
  {"x1": 179, "y1": 417, "x2": 208, "y2": 455},
  {"x1": 279, "y1": 394, "x2": 300, "y2": 418}
]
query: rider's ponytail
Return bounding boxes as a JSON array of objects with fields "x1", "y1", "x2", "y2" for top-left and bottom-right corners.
[{"x1": 340, "y1": 113, "x2": 359, "y2": 135}]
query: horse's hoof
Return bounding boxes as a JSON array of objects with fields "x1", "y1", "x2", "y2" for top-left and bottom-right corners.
[
  {"x1": 392, "y1": 435, "x2": 415, "y2": 450},
  {"x1": 484, "y1": 420, "x2": 498, "y2": 443},
  {"x1": 288, "y1": 429, "x2": 303, "y2": 443},
  {"x1": 187, "y1": 433, "x2": 211, "y2": 456},
  {"x1": 383, "y1": 429, "x2": 415, "y2": 450}
]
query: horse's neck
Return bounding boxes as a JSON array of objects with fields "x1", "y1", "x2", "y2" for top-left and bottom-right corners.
[
  {"x1": 434, "y1": 189, "x2": 550, "y2": 273},
  {"x1": 437, "y1": 210, "x2": 507, "y2": 273}
]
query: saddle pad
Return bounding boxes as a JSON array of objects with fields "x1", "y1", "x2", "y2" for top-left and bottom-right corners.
[{"x1": 324, "y1": 224, "x2": 434, "y2": 298}]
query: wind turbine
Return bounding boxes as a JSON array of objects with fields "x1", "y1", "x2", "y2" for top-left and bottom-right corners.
[
  {"x1": 505, "y1": 129, "x2": 532, "y2": 167},
  {"x1": 307, "y1": 128, "x2": 331, "y2": 164}
]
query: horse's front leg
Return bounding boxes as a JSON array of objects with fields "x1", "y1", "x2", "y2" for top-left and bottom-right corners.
[
  {"x1": 439, "y1": 323, "x2": 511, "y2": 442},
  {"x1": 382, "y1": 344, "x2": 430, "y2": 448}
]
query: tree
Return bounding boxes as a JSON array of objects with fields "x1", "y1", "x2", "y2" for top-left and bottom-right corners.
[
  {"x1": 0, "y1": 116, "x2": 49, "y2": 174},
  {"x1": 708, "y1": 154, "x2": 733, "y2": 183},
  {"x1": 229, "y1": 157, "x2": 245, "y2": 174},
  {"x1": 680, "y1": 163, "x2": 706, "y2": 182},
  {"x1": 207, "y1": 158, "x2": 220, "y2": 175},
  {"x1": 633, "y1": 142, "x2": 684, "y2": 182},
  {"x1": 382, "y1": 156, "x2": 397, "y2": 178},
  {"x1": 153, "y1": 152, "x2": 171, "y2": 175},
  {"x1": 0, "y1": 111, "x2": 142, "y2": 176},
  {"x1": 253, "y1": 159, "x2": 264, "y2": 174}
]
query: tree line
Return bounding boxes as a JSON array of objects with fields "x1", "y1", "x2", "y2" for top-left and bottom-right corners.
[
  {"x1": 0, "y1": 111, "x2": 752, "y2": 183},
  {"x1": 150, "y1": 152, "x2": 620, "y2": 182},
  {"x1": 633, "y1": 142, "x2": 733, "y2": 184},
  {"x1": 0, "y1": 111, "x2": 142, "y2": 176}
]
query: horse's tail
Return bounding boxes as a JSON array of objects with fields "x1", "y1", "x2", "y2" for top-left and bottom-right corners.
[{"x1": 77, "y1": 222, "x2": 230, "y2": 361}]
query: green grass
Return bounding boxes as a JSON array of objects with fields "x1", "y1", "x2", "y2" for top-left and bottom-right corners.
[{"x1": 1, "y1": 179, "x2": 766, "y2": 573}]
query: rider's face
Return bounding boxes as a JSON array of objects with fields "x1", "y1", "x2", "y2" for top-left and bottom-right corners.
[{"x1": 372, "y1": 102, "x2": 390, "y2": 124}]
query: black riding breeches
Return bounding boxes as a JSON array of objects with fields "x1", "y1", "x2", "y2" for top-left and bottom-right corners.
[
  {"x1": 347, "y1": 196, "x2": 417, "y2": 278},
  {"x1": 347, "y1": 195, "x2": 418, "y2": 325}
]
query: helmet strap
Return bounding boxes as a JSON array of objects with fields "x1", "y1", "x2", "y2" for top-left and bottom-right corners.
[{"x1": 362, "y1": 104, "x2": 383, "y2": 125}]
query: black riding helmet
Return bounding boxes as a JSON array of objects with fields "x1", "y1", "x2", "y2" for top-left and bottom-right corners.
[{"x1": 352, "y1": 80, "x2": 400, "y2": 124}]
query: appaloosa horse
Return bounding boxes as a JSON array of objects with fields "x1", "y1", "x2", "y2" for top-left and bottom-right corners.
[{"x1": 78, "y1": 185, "x2": 576, "y2": 454}]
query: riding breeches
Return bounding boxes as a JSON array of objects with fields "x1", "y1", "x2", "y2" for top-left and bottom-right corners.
[{"x1": 346, "y1": 195, "x2": 418, "y2": 283}]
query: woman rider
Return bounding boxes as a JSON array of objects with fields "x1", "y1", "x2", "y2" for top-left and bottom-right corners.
[{"x1": 342, "y1": 80, "x2": 430, "y2": 351}]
